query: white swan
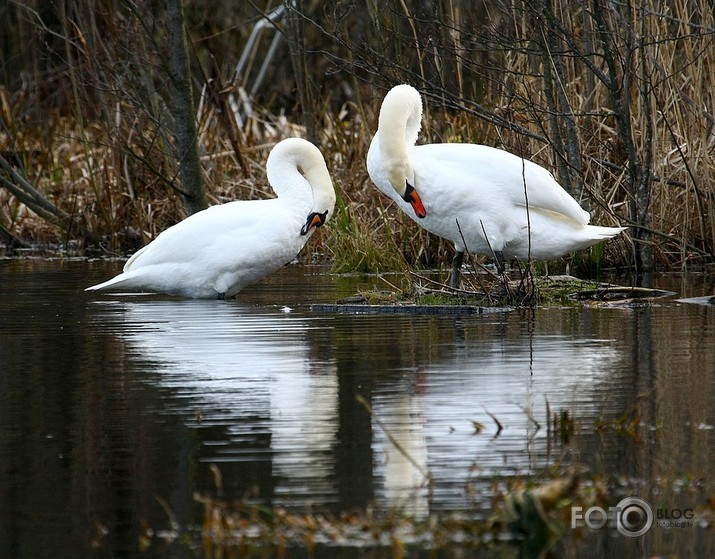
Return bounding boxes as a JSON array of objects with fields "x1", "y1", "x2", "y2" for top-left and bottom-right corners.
[
  {"x1": 367, "y1": 84, "x2": 626, "y2": 286},
  {"x1": 86, "y1": 137, "x2": 336, "y2": 299}
]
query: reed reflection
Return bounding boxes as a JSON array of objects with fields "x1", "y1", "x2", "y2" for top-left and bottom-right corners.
[{"x1": 368, "y1": 322, "x2": 622, "y2": 514}]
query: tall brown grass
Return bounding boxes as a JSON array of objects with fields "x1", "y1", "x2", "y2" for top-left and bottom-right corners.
[{"x1": 0, "y1": 0, "x2": 713, "y2": 274}]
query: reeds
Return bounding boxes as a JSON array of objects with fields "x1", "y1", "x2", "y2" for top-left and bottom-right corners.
[{"x1": 0, "y1": 0, "x2": 713, "y2": 272}]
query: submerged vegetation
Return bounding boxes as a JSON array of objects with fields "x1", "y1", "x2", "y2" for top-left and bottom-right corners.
[
  {"x1": 1, "y1": 0, "x2": 714, "y2": 278},
  {"x1": 138, "y1": 395, "x2": 712, "y2": 557}
]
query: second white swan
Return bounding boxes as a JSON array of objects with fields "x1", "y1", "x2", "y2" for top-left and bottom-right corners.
[{"x1": 366, "y1": 84, "x2": 625, "y2": 286}]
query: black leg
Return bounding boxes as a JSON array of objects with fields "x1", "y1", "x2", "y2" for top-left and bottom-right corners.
[
  {"x1": 449, "y1": 251, "x2": 464, "y2": 289},
  {"x1": 495, "y1": 251, "x2": 506, "y2": 275}
]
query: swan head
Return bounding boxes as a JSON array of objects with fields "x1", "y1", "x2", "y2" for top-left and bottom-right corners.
[
  {"x1": 300, "y1": 209, "x2": 329, "y2": 236},
  {"x1": 299, "y1": 148, "x2": 336, "y2": 236},
  {"x1": 376, "y1": 84, "x2": 427, "y2": 219},
  {"x1": 267, "y1": 137, "x2": 336, "y2": 237}
]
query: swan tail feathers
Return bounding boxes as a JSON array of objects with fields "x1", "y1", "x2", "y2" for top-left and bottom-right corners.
[
  {"x1": 85, "y1": 272, "x2": 139, "y2": 292},
  {"x1": 586, "y1": 225, "x2": 627, "y2": 240}
]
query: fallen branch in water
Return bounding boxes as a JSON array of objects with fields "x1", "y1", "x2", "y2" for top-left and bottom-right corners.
[
  {"x1": 570, "y1": 285, "x2": 675, "y2": 301},
  {"x1": 0, "y1": 152, "x2": 101, "y2": 245}
]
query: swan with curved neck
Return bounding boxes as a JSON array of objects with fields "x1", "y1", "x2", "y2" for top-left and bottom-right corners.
[
  {"x1": 367, "y1": 84, "x2": 625, "y2": 286},
  {"x1": 374, "y1": 85, "x2": 427, "y2": 218},
  {"x1": 86, "y1": 137, "x2": 335, "y2": 299}
]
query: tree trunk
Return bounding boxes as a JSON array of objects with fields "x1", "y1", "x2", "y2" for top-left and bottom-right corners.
[
  {"x1": 284, "y1": 0, "x2": 318, "y2": 145},
  {"x1": 591, "y1": 0, "x2": 652, "y2": 274},
  {"x1": 165, "y1": 0, "x2": 208, "y2": 215}
]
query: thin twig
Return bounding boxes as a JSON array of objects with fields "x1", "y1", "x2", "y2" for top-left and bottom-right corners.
[
  {"x1": 356, "y1": 394, "x2": 431, "y2": 482},
  {"x1": 482, "y1": 408, "x2": 503, "y2": 437}
]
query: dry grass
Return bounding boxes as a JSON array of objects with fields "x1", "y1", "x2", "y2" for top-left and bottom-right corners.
[{"x1": 1, "y1": 0, "x2": 713, "y2": 273}]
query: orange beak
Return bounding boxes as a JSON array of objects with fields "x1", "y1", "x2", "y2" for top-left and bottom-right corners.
[
  {"x1": 403, "y1": 182, "x2": 426, "y2": 219},
  {"x1": 300, "y1": 210, "x2": 329, "y2": 236}
]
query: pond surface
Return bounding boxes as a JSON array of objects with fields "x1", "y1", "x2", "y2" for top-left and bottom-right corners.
[{"x1": 1, "y1": 258, "x2": 713, "y2": 558}]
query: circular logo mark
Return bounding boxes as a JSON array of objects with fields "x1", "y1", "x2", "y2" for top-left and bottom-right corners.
[{"x1": 615, "y1": 497, "x2": 654, "y2": 537}]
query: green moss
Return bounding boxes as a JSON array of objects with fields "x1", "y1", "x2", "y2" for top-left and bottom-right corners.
[
  {"x1": 535, "y1": 276, "x2": 605, "y2": 305},
  {"x1": 324, "y1": 195, "x2": 407, "y2": 274},
  {"x1": 337, "y1": 272, "x2": 645, "y2": 310}
]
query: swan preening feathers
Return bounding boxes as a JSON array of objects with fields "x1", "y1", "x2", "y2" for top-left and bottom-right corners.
[
  {"x1": 367, "y1": 84, "x2": 625, "y2": 286},
  {"x1": 86, "y1": 138, "x2": 336, "y2": 299},
  {"x1": 87, "y1": 85, "x2": 626, "y2": 299}
]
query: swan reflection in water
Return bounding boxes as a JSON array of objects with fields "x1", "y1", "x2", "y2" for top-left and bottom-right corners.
[
  {"x1": 93, "y1": 298, "x2": 338, "y2": 508},
  {"x1": 92, "y1": 298, "x2": 621, "y2": 516}
]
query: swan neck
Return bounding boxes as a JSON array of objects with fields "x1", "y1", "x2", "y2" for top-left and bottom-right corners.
[
  {"x1": 267, "y1": 140, "x2": 335, "y2": 220},
  {"x1": 377, "y1": 86, "x2": 422, "y2": 194},
  {"x1": 266, "y1": 157, "x2": 311, "y2": 203}
]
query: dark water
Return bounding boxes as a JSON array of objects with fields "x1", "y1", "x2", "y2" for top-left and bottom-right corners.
[{"x1": 1, "y1": 258, "x2": 713, "y2": 558}]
